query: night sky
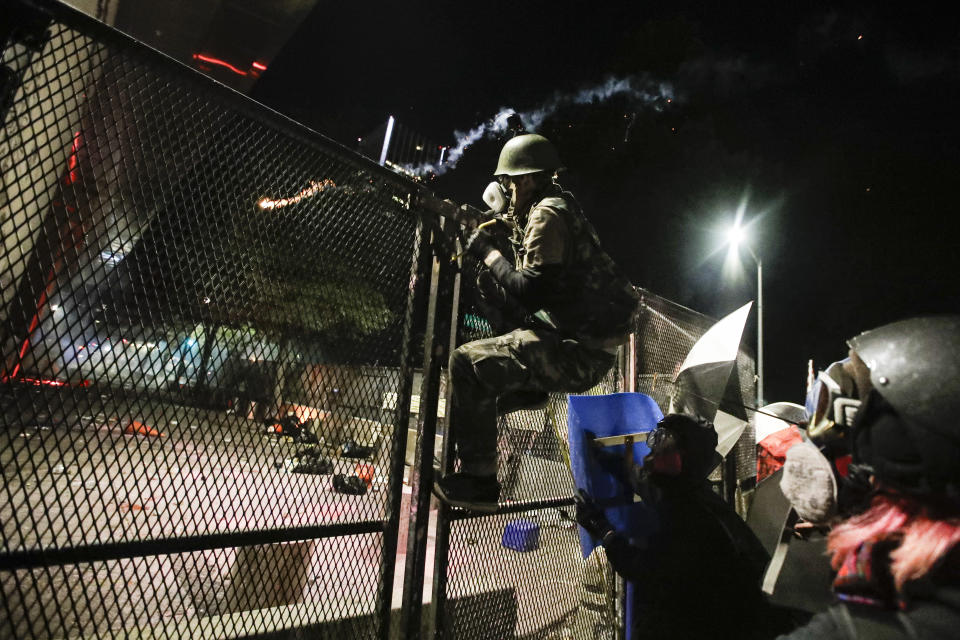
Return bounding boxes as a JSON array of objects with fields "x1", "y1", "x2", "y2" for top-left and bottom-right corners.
[{"x1": 252, "y1": 1, "x2": 960, "y2": 406}]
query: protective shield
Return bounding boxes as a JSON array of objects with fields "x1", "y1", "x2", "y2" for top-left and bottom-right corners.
[{"x1": 567, "y1": 392, "x2": 663, "y2": 558}]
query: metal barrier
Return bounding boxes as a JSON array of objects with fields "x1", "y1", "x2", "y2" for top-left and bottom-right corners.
[
  {"x1": 1, "y1": 2, "x2": 757, "y2": 639},
  {"x1": 632, "y1": 292, "x2": 757, "y2": 505},
  {"x1": 412, "y1": 278, "x2": 756, "y2": 639},
  {"x1": 1, "y1": 1, "x2": 427, "y2": 637}
]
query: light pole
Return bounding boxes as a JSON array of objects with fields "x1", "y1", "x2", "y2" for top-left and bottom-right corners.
[{"x1": 727, "y1": 225, "x2": 763, "y2": 407}]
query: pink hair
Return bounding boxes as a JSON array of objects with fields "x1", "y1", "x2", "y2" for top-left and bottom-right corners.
[{"x1": 828, "y1": 493, "x2": 960, "y2": 591}]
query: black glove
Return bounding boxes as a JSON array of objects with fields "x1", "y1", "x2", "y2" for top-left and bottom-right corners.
[
  {"x1": 475, "y1": 269, "x2": 505, "y2": 303},
  {"x1": 465, "y1": 227, "x2": 496, "y2": 260},
  {"x1": 574, "y1": 489, "x2": 615, "y2": 539}
]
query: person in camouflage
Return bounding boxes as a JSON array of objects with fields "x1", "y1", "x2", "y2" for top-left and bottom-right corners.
[{"x1": 433, "y1": 134, "x2": 640, "y2": 512}]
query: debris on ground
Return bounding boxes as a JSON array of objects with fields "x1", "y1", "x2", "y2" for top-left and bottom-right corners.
[
  {"x1": 265, "y1": 414, "x2": 319, "y2": 443},
  {"x1": 340, "y1": 439, "x2": 374, "y2": 459},
  {"x1": 354, "y1": 463, "x2": 375, "y2": 488},
  {"x1": 332, "y1": 474, "x2": 367, "y2": 495},
  {"x1": 275, "y1": 445, "x2": 334, "y2": 475},
  {"x1": 124, "y1": 421, "x2": 164, "y2": 437}
]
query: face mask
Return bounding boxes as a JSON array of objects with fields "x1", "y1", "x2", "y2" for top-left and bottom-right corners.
[
  {"x1": 482, "y1": 181, "x2": 509, "y2": 214},
  {"x1": 652, "y1": 449, "x2": 683, "y2": 476},
  {"x1": 779, "y1": 441, "x2": 838, "y2": 525}
]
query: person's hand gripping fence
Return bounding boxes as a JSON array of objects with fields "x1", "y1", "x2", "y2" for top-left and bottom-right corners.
[
  {"x1": 574, "y1": 489, "x2": 616, "y2": 541},
  {"x1": 452, "y1": 218, "x2": 502, "y2": 262}
]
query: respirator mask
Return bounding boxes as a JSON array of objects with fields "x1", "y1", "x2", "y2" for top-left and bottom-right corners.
[
  {"x1": 780, "y1": 440, "x2": 838, "y2": 524},
  {"x1": 482, "y1": 180, "x2": 510, "y2": 215},
  {"x1": 805, "y1": 358, "x2": 862, "y2": 446},
  {"x1": 780, "y1": 357, "x2": 871, "y2": 524}
]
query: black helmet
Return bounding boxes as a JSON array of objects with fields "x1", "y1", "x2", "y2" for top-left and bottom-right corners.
[
  {"x1": 650, "y1": 413, "x2": 721, "y2": 481},
  {"x1": 847, "y1": 316, "x2": 960, "y2": 497}
]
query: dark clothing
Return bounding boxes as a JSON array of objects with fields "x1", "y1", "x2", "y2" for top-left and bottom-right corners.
[
  {"x1": 778, "y1": 554, "x2": 960, "y2": 639},
  {"x1": 450, "y1": 328, "x2": 614, "y2": 475},
  {"x1": 603, "y1": 475, "x2": 780, "y2": 640},
  {"x1": 450, "y1": 183, "x2": 632, "y2": 476},
  {"x1": 488, "y1": 184, "x2": 639, "y2": 342},
  {"x1": 778, "y1": 593, "x2": 960, "y2": 639}
]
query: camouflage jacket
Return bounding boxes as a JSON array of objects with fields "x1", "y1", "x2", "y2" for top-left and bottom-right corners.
[{"x1": 500, "y1": 183, "x2": 639, "y2": 344}]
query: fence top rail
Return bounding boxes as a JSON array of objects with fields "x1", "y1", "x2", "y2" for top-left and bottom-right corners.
[{"x1": 637, "y1": 287, "x2": 716, "y2": 324}]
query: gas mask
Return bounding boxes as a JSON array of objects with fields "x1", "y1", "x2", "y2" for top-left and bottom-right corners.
[
  {"x1": 805, "y1": 359, "x2": 862, "y2": 446},
  {"x1": 482, "y1": 180, "x2": 510, "y2": 215},
  {"x1": 780, "y1": 440, "x2": 838, "y2": 524},
  {"x1": 781, "y1": 355, "x2": 874, "y2": 524},
  {"x1": 646, "y1": 426, "x2": 683, "y2": 476}
]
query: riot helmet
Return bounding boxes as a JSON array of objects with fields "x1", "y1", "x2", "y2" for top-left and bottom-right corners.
[
  {"x1": 846, "y1": 316, "x2": 960, "y2": 497},
  {"x1": 494, "y1": 134, "x2": 563, "y2": 177}
]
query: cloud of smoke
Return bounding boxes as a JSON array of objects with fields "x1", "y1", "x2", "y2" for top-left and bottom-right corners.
[{"x1": 405, "y1": 75, "x2": 675, "y2": 177}]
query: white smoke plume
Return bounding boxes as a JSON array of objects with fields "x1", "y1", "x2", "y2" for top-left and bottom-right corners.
[{"x1": 405, "y1": 75, "x2": 675, "y2": 177}]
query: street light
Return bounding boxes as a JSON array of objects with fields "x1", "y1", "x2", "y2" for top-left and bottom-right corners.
[{"x1": 726, "y1": 221, "x2": 763, "y2": 407}]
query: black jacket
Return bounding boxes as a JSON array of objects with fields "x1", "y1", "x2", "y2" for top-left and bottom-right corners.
[
  {"x1": 778, "y1": 569, "x2": 960, "y2": 639},
  {"x1": 604, "y1": 475, "x2": 784, "y2": 639}
]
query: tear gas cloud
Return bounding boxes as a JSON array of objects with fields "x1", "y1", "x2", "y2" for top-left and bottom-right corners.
[{"x1": 405, "y1": 75, "x2": 675, "y2": 177}]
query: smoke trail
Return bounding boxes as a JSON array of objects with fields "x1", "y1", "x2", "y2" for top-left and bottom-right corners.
[{"x1": 405, "y1": 75, "x2": 675, "y2": 177}]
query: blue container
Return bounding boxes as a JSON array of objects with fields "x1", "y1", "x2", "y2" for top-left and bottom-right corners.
[{"x1": 501, "y1": 519, "x2": 540, "y2": 552}]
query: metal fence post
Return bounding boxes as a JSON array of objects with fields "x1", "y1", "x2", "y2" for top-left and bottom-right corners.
[
  {"x1": 399, "y1": 216, "x2": 459, "y2": 639},
  {"x1": 379, "y1": 215, "x2": 431, "y2": 639},
  {"x1": 427, "y1": 242, "x2": 464, "y2": 640}
]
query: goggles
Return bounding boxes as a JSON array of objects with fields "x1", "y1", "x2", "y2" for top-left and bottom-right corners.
[
  {"x1": 805, "y1": 359, "x2": 862, "y2": 444},
  {"x1": 646, "y1": 424, "x2": 678, "y2": 452}
]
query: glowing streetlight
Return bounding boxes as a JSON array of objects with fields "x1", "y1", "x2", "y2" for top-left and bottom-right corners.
[{"x1": 725, "y1": 219, "x2": 764, "y2": 406}]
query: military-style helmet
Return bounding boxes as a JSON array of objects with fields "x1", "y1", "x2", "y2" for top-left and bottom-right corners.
[
  {"x1": 494, "y1": 134, "x2": 563, "y2": 177},
  {"x1": 846, "y1": 316, "x2": 960, "y2": 496}
]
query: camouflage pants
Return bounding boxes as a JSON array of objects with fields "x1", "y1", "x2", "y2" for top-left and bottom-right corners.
[{"x1": 448, "y1": 328, "x2": 615, "y2": 476}]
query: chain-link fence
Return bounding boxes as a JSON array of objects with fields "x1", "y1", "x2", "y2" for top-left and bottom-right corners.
[
  {"x1": 2, "y1": 2, "x2": 758, "y2": 639},
  {"x1": 632, "y1": 290, "x2": 757, "y2": 508},
  {"x1": 1, "y1": 1, "x2": 430, "y2": 638},
  {"x1": 409, "y1": 254, "x2": 621, "y2": 640},
  {"x1": 418, "y1": 278, "x2": 756, "y2": 639}
]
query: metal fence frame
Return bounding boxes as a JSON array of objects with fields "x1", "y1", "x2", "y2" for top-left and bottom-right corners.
[
  {"x1": 1, "y1": 2, "x2": 757, "y2": 638},
  {"x1": 1, "y1": 1, "x2": 432, "y2": 637},
  {"x1": 406, "y1": 278, "x2": 756, "y2": 639}
]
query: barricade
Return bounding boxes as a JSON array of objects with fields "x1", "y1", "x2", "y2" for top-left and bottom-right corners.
[
  {"x1": 1, "y1": 1, "x2": 424, "y2": 637},
  {"x1": 1, "y1": 3, "x2": 756, "y2": 638}
]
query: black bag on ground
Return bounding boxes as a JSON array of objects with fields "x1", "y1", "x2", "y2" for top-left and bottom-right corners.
[{"x1": 333, "y1": 474, "x2": 367, "y2": 495}]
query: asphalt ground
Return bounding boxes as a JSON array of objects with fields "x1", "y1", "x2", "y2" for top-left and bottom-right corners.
[{"x1": 1, "y1": 385, "x2": 607, "y2": 639}]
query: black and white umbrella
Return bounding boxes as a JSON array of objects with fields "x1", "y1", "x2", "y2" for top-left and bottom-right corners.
[{"x1": 670, "y1": 301, "x2": 753, "y2": 457}]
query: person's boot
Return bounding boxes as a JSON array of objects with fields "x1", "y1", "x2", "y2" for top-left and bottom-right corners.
[{"x1": 433, "y1": 472, "x2": 501, "y2": 513}]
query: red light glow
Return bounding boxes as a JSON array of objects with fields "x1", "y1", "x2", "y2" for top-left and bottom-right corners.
[
  {"x1": 65, "y1": 131, "x2": 83, "y2": 185},
  {"x1": 251, "y1": 61, "x2": 267, "y2": 71},
  {"x1": 192, "y1": 53, "x2": 248, "y2": 77},
  {"x1": 1, "y1": 375, "x2": 90, "y2": 387}
]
